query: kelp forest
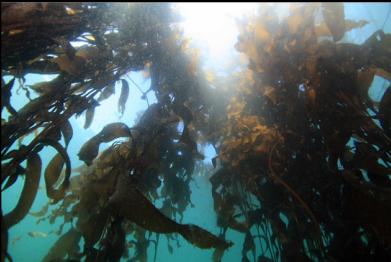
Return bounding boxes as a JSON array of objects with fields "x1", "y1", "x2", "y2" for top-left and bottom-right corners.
[{"x1": 1, "y1": 3, "x2": 391, "y2": 262}]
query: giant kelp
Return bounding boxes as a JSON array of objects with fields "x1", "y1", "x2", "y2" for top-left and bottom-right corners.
[
  {"x1": 1, "y1": 3, "x2": 230, "y2": 262},
  {"x1": 1, "y1": 2, "x2": 391, "y2": 262},
  {"x1": 209, "y1": 3, "x2": 391, "y2": 261}
]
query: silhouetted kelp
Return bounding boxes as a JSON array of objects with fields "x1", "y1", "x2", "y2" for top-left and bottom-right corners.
[
  {"x1": 212, "y1": 3, "x2": 390, "y2": 261},
  {"x1": 1, "y1": 2, "x2": 390, "y2": 262},
  {"x1": 2, "y1": 3, "x2": 231, "y2": 261}
]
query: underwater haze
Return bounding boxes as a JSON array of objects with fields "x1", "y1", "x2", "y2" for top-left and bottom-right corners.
[{"x1": 2, "y1": 3, "x2": 391, "y2": 262}]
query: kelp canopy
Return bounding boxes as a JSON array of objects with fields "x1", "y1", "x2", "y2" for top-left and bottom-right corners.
[{"x1": 1, "y1": 2, "x2": 390, "y2": 262}]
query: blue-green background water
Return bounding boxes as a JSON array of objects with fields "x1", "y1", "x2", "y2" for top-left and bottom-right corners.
[{"x1": 2, "y1": 3, "x2": 390, "y2": 261}]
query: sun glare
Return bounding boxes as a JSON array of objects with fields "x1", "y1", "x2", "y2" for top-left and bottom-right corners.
[
  {"x1": 174, "y1": 3, "x2": 258, "y2": 70},
  {"x1": 174, "y1": 3, "x2": 290, "y2": 72}
]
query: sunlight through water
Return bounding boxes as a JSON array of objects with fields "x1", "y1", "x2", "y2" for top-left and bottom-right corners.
[
  {"x1": 174, "y1": 3, "x2": 259, "y2": 72},
  {"x1": 2, "y1": 3, "x2": 391, "y2": 262}
]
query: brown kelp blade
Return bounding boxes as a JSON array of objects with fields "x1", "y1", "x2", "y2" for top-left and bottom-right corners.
[
  {"x1": 78, "y1": 137, "x2": 101, "y2": 166},
  {"x1": 180, "y1": 224, "x2": 233, "y2": 250},
  {"x1": 42, "y1": 228, "x2": 82, "y2": 262},
  {"x1": 1, "y1": 210, "x2": 9, "y2": 262},
  {"x1": 109, "y1": 173, "x2": 233, "y2": 250},
  {"x1": 60, "y1": 120, "x2": 73, "y2": 149},
  {"x1": 44, "y1": 153, "x2": 65, "y2": 198},
  {"x1": 41, "y1": 139, "x2": 72, "y2": 203},
  {"x1": 97, "y1": 122, "x2": 132, "y2": 143},
  {"x1": 98, "y1": 83, "x2": 115, "y2": 102},
  {"x1": 1, "y1": 164, "x2": 25, "y2": 192},
  {"x1": 4, "y1": 153, "x2": 41, "y2": 229},
  {"x1": 321, "y1": 2, "x2": 345, "y2": 41},
  {"x1": 29, "y1": 76, "x2": 65, "y2": 94},
  {"x1": 1, "y1": 77, "x2": 16, "y2": 116},
  {"x1": 77, "y1": 209, "x2": 110, "y2": 248},
  {"x1": 84, "y1": 105, "x2": 95, "y2": 130},
  {"x1": 78, "y1": 122, "x2": 131, "y2": 165},
  {"x1": 378, "y1": 86, "x2": 391, "y2": 136}
]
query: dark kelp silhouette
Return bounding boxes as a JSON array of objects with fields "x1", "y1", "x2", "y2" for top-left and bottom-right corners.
[
  {"x1": 2, "y1": 3, "x2": 231, "y2": 262},
  {"x1": 212, "y1": 3, "x2": 391, "y2": 261}
]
